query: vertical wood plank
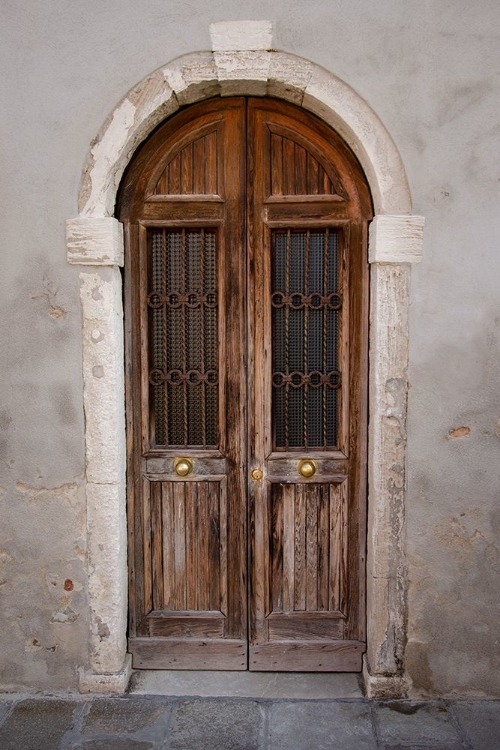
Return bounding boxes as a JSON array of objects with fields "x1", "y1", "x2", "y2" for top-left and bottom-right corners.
[
  {"x1": 168, "y1": 153, "x2": 181, "y2": 194},
  {"x1": 193, "y1": 136, "x2": 206, "y2": 194},
  {"x1": 317, "y1": 484, "x2": 330, "y2": 611},
  {"x1": 321, "y1": 167, "x2": 331, "y2": 194},
  {"x1": 329, "y1": 482, "x2": 342, "y2": 612},
  {"x1": 181, "y1": 143, "x2": 193, "y2": 194},
  {"x1": 162, "y1": 482, "x2": 175, "y2": 610},
  {"x1": 339, "y1": 479, "x2": 348, "y2": 615},
  {"x1": 307, "y1": 153, "x2": 319, "y2": 194},
  {"x1": 173, "y1": 481, "x2": 186, "y2": 610},
  {"x1": 282, "y1": 483, "x2": 295, "y2": 613},
  {"x1": 294, "y1": 144, "x2": 307, "y2": 195},
  {"x1": 306, "y1": 485, "x2": 319, "y2": 611},
  {"x1": 205, "y1": 132, "x2": 217, "y2": 194},
  {"x1": 142, "y1": 479, "x2": 152, "y2": 615},
  {"x1": 270, "y1": 483, "x2": 284, "y2": 612},
  {"x1": 270, "y1": 133, "x2": 283, "y2": 196},
  {"x1": 294, "y1": 483, "x2": 306, "y2": 611},
  {"x1": 197, "y1": 481, "x2": 210, "y2": 610},
  {"x1": 155, "y1": 169, "x2": 167, "y2": 195},
  {"x1": 151, "y1": 481, "x2": 164, "y2": 610},
  {"x1": 207, "y1": 481, "x2": 221, "y2": 610},
  {"x1": 219, "y1": 478, "x2": 228, "y2": 616},
  {"x1": 283, "y1": 138, "x2": 295, "y2": 195},
  {"x1": 184, "y1": 481, "x2": 198, "y2": 610}
]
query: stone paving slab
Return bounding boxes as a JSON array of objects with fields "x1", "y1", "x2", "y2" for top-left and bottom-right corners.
[
  {"x1": 0, "y1": 699, "x2": 79, "y2": 750},
  {"x1": 269, "y1": 701, "x2": 377, "y2": 749},
  {"x1": 80, "y1": 697, "x2": 170, "y2": 735},
  {"x1": 0, "y1": 695, "x2": 498, "y2": 749},
  {"x1": 451, "y1": 701, "x2": 500, "y2": 750},
  {"x1": 0, "y1": 700, "x2": 13, "y2": 725},
  {"x1": 70, "y1": 741, "x2": 154, "y2": 749},
  {"x1": 374, "y1": 701, "x2": 463, "y2": 745},
  {"x1": 165, "y1": 699, "x2": 264, "y2": 749}
]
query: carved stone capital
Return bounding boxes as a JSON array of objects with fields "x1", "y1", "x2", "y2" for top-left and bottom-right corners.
[
  {"x1": 67, "y1": 217, "x2": 124, "y2": 266},
  {"x1": 369, "y1": 214, "x2": 424, "y2": 264}
]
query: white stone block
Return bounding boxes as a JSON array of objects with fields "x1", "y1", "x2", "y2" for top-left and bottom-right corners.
[
  {"x1": 86, "y1": 482, "x2": 128, "y2": 674},
  {"x1": 369, "y1": 214, "x2": 425, "y2": 263},
  {"x1": 210, "y1": 20, "x2": 273, "y2": 52},
  {"x1": 79, "y1": 654, "x2": 132, "y2": 694},
  {"x1": 163, "y1": 53, "x2": 220, "y2": 106},
  {"x1": 362, "y1": 656, "x2": 409, "y2": 698},
  {"x1": 79, "y1": 269, "x2": 126, "y2": 485},
  {"x1": 215, "y1": 50, "x2": 271, "y2": 81},
  {"x1": 267, "y1": 52, "x2": 313, "y2": 103},
  {"x1": 67, "y1": 218, "x2": 124, "y2": 266}
]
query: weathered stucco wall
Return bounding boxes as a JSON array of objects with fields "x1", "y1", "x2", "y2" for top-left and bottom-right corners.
[{"x1": 1, "y1": 1, "x2": 499, "y2": 695}]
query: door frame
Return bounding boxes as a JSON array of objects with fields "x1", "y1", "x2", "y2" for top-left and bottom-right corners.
[{"x1": 66, "y1": 22, "x2": 424, "y2": 697}]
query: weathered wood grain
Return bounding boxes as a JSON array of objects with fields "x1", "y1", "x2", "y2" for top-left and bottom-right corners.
[{"x1": 121, "y1": 97, "x2": 371, "y2": 671}]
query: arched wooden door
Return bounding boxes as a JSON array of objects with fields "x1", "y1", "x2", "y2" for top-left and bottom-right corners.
[{"x1": 118, "y1": 97, "x2": 372, "y2": 671}]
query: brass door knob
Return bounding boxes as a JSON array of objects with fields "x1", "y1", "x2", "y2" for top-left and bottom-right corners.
[
  {"x1": 298, "y1": 459, "x2": 317, "y2": 478},
  {"x1": 174, "y1": 458, "x2": 193, "y2": 477},
  {"x1": 251, "y1": 468, "x2": 263, "y2": 480}
]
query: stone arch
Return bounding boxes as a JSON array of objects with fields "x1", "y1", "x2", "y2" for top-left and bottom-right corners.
[{"x1": 67, "y1": 21, "x2": 423, "y2": 697}]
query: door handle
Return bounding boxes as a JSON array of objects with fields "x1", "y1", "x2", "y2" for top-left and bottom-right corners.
[
  {"x1": 298, "y1": 459, "x2": 317, "y2": 478},
  {"x1": 174, "y1": 458, "x2": 193, "y2": 477}
]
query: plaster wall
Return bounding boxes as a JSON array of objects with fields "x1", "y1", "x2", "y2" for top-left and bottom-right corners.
[{"x1": 1, "y1": 0, "x2": 499, "y2": 696}]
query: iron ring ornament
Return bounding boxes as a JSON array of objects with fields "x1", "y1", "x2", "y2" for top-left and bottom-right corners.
[
  {"x1": 149, "y1": 369, "x2": 219, "y2": 386},
  {"x1": 271, "y1": 291, "x2": 342, "y2": 310},
  {"x1": 147, "y1": 290, "x2": 217, "y2": 309},
  {"x1": 272, "y1": 370, "x2": 341, "y2": 389}
]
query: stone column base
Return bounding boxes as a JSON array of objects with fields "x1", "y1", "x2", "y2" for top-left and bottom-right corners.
[
  {"x1": 78, "y1": 653, "x2": 133, "y2": 694},
  {"x1": 362, "y1": 656, "x2": 409, "y2": 699}
]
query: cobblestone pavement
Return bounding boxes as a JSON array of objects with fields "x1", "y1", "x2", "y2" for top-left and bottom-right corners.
[{"x1": 0, "y1": 695, "x2": 499, "y2": 750}]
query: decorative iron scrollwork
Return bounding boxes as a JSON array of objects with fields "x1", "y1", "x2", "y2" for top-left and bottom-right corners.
[
  {"x1": 272, "y1": 228, "x2": 341, "y2": 449},
  {"x1": 147, "y1": 290, "x2": 218, "y2": 309}
]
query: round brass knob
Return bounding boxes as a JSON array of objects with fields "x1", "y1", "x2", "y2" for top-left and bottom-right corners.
[
  {"x1": 175, "y1": 458, "x2": 193, "y2": 477},
  {"x1": 298, "y1": 459, "x2": 317, "y2": 478},
  {"x1": 251, "y1": 469, "x2": 263, "y2": 480}
]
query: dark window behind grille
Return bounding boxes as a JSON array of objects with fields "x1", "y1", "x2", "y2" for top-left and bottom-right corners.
[
  {"x1": 148, "y1": 228, "x2": 218, "y2": 448},
  {"x1": 272, "y1": 229, "x2": 341, "y2": 449}
]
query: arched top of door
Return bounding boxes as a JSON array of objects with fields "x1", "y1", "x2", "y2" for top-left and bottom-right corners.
[
  {"x1": 77, "y1": 50, "x2": 411, "y2": 219},
  {"x1": 117, "y1": 97, "x2": 373, "y2": 223}
]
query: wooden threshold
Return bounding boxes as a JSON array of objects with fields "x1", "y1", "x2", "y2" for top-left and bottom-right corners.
[
  {"x1": 249, "y1": 640, "x2": 365, "y2": 672},
  {"x1": 129, "y1": 638, "x2": 247, "y2": 670}
]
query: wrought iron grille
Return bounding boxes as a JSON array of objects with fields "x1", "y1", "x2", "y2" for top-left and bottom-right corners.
[
  {"x1": 148, "y1": 228, "x2": 218, "y2": 448},
  {"x1": 272, "y1": 229, "x2": 341, "y2": 449}
]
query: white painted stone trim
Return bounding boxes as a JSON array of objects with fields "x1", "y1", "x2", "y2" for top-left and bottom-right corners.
[
  {"x1": 79, "y1": 654, "x2": 132, "y2": 695},
  {"x1": 69, "y1": 30, "x2": 423, "y2": 697},
  {"x1": 72, "y1": 253, "x2": 128, "y2": 687},
  {"x1": 369, "y1": 214, "x2": 424, "y2": 264},
  {"x1": 67, "y1": 217, "x2": 124, "y2": 266},
  {"x1": 210, "y1": 20, "x2": 273, "y2": 51},
  {"x1": 78, "y1": 44, "x2": 411, "y2": 217},
  {"x1": 79, "y1": 270, "x2": 126, "y2": 485},
  {"x1": 365, "y1": 263, "x2": 410, "y2": 697}
]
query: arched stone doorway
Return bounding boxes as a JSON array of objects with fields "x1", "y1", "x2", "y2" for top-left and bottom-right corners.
[{"x1": 66, "y1": 21, "x2": 423, "y2": 696}]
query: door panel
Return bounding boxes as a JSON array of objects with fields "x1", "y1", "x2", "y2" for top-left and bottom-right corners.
[
  {"x1": 121, "y1": 98, "x2": 247, "y2": 669},
  {"x1": 247, "y1": 98, "x2": 370, "y2": 671},
  {"x1": 145, "y1": 478, "x2": 226, "y2": 615},
  {"x1": 119, "y1": 97, "x2": 372, "y2": 671}
]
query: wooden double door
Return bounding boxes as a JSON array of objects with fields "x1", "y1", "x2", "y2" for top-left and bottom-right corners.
[{"x1": 119, "y1": 97, "x2": 372, "y2": 671}]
